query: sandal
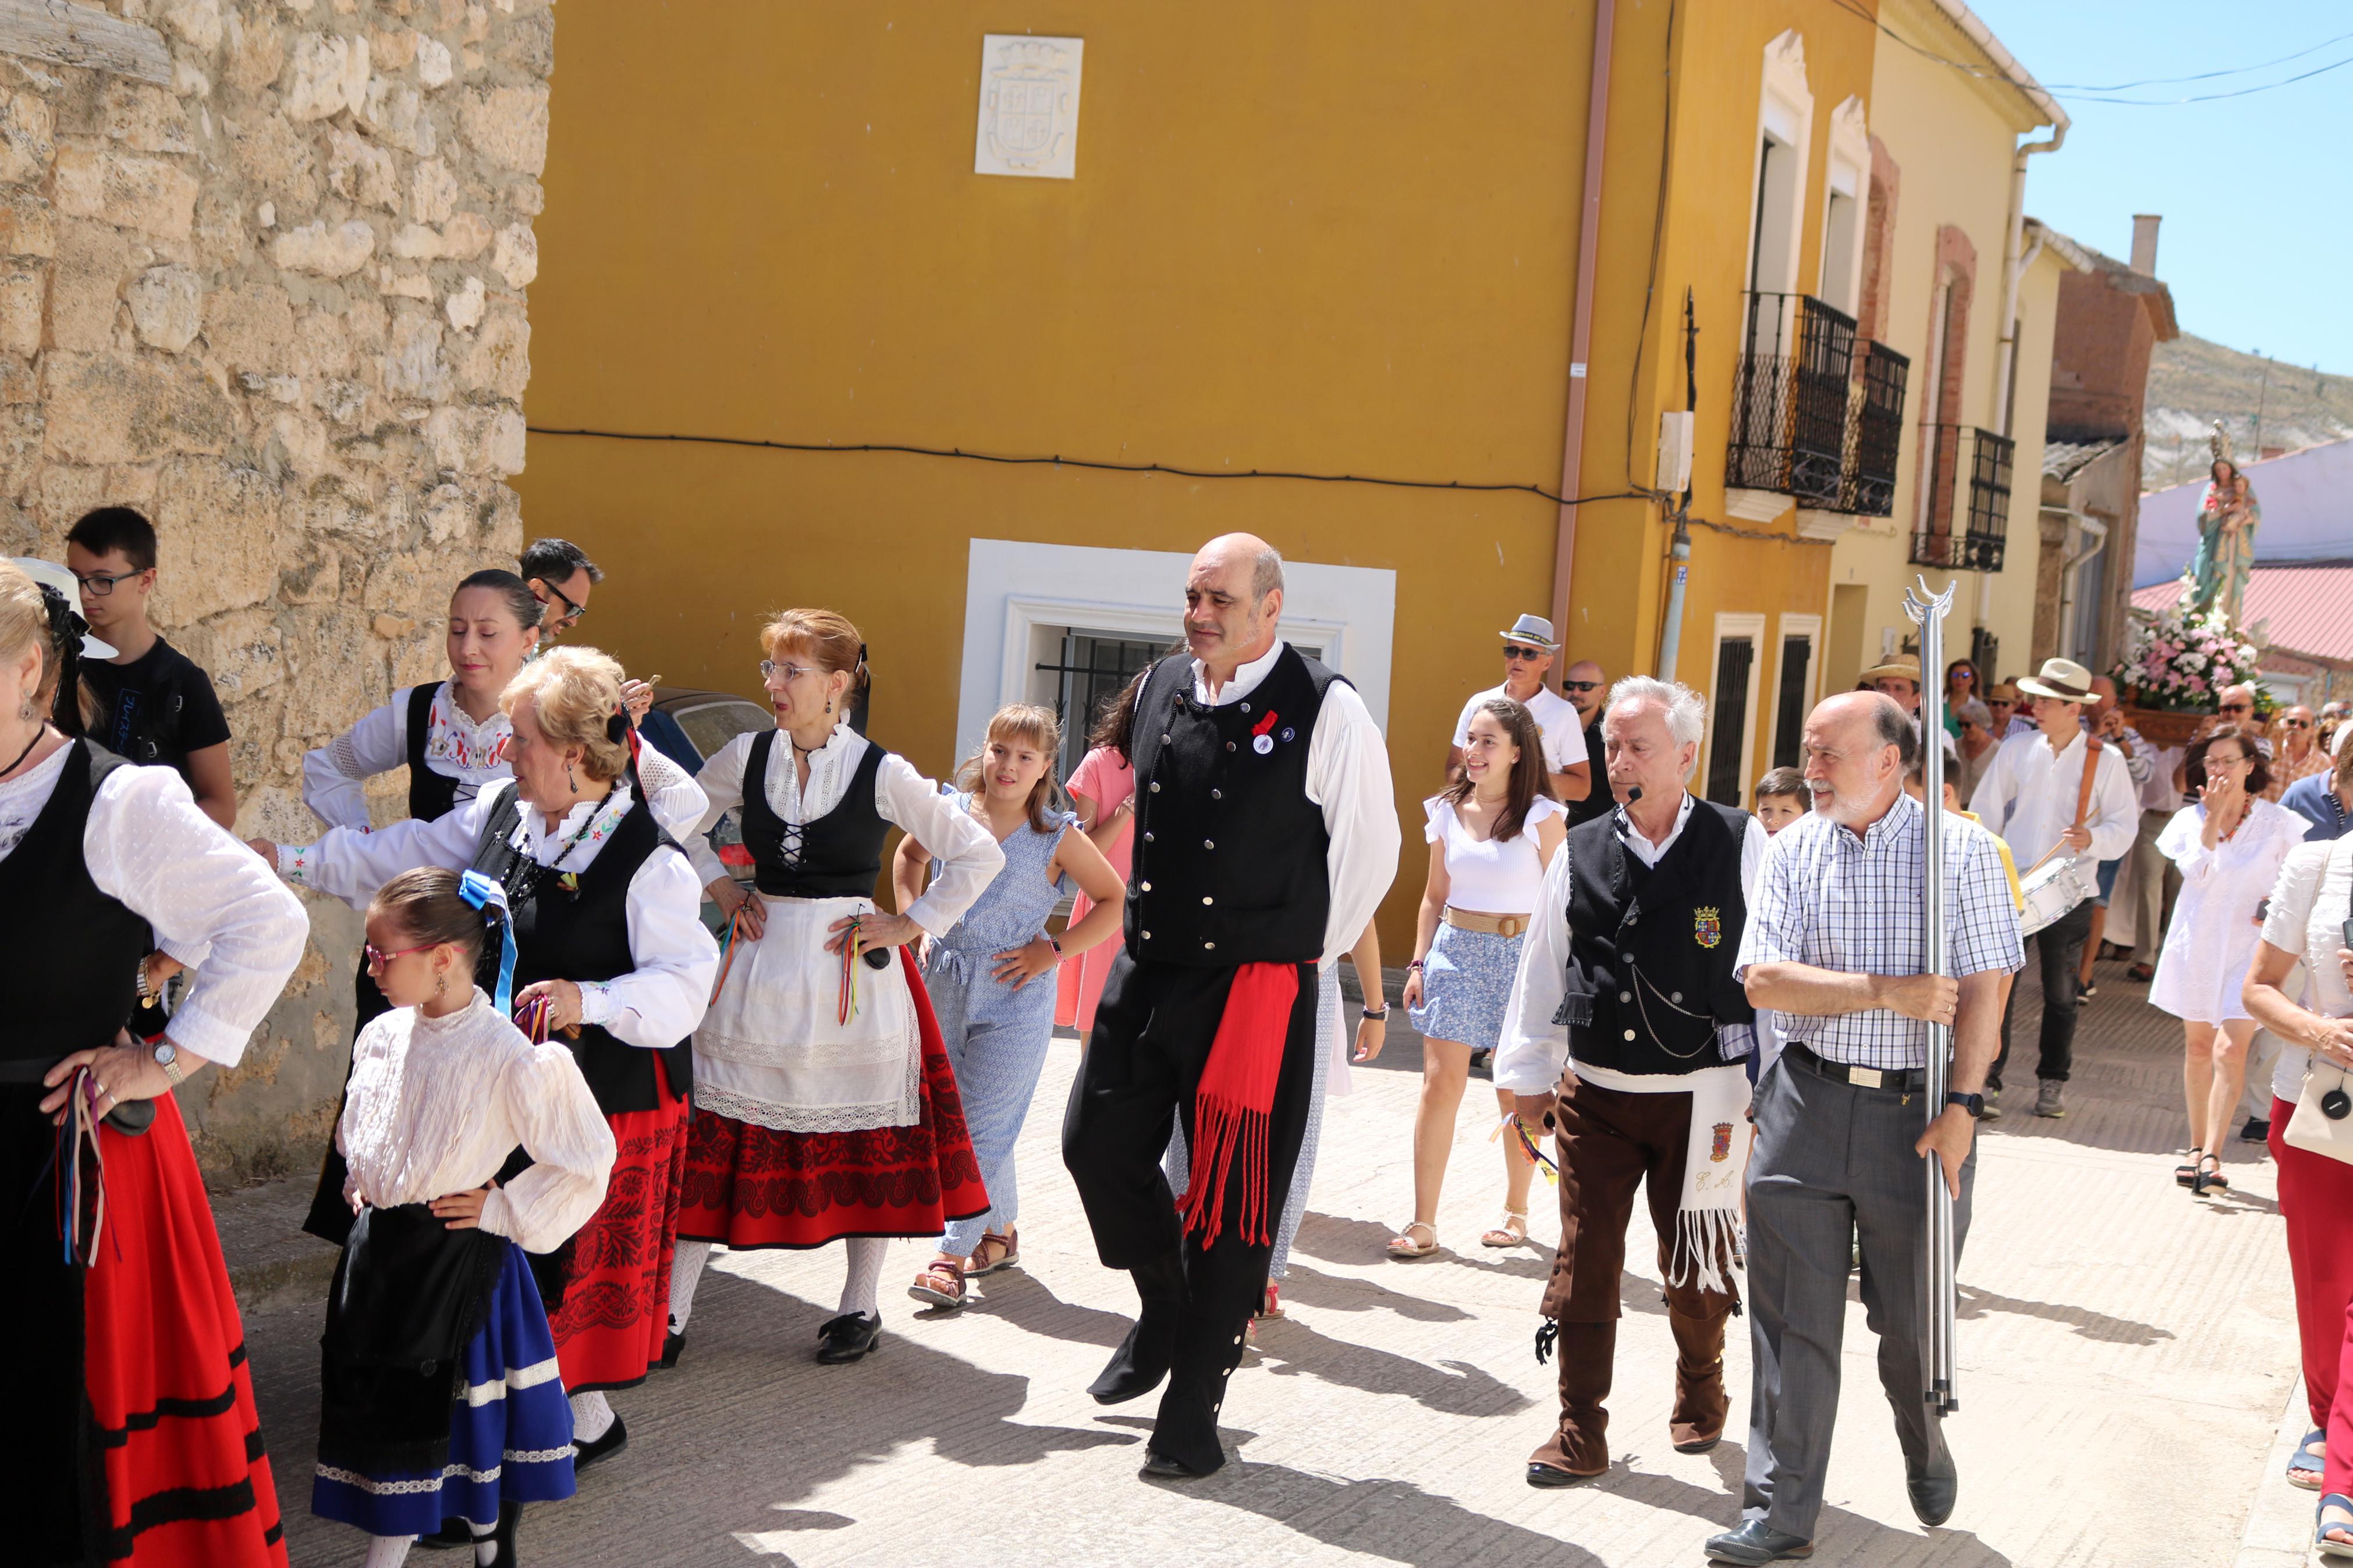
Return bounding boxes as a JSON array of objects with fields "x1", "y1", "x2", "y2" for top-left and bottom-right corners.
[
  {"x1": 965, "y1": 1228, "x2": 1020, "y2": 1277},
  {"x1": 2127, "y1": 962, "x2": 2155, "y2": 982},
  {"x1": 2174, "y1": 1148, "x2": 2202, "y2": 1188},
  {"x1": 1481, "y1": 1208, "x2": 1530, "y2": 1248},
  {"x1": 2317, "y1": 1494, "x2": 2353, "y2": 1559},
  {"x1": 907, "y1": 1256, "x2": 968, "y2": 1309},
  {"x1": 1386, "y1": 1221, "x2": 1440, "y2": 1260},
  {"x1": 1255, "y1": 1282, "x2": 1285, "y2": 1320},
  {"x1": 2192, "y1": 1154, "x2": 2230, "y2": 1198},
  {"x1": 2293, "y1": 1429, "x2": 2328, "y2": 1491}
]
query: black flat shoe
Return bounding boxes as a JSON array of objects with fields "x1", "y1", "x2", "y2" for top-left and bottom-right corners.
[
  {"x1": 659, "y1": 1328, "x2": 686, "y2": 1370},
  {"x1": 414, "y1": 1519, "x2": 473, "y2": 1551},
  {"x1": 1141, "y1": 1448, "x2": 1220, "y2": 1480},
  {"x1": 1704, "y1": 1520, "x2": 1815, "y2": 1563},
  {"x1": 572, "y1": 1414, "x2": 628, "y2": 1474},
  {"x1": 1526, "y1": 1462, "x2": 1603, "y2": 1488},
  {"x1": 815, "y1": 1311, "x2": 882, "y2": 1364},
  {"x1": 1907, "y1": 1455, "x2": 1957, "y2": 1527},
  {"x1": 1088, "y1": 1314, "x2": 1176, "y2": 1405}
]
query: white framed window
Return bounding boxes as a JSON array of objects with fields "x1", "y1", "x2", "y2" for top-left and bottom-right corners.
[
  {"x1": 955, "y1": 539, "x2": 1397, "y2": 768},
  {"x1": 1744, "y1": 30, "x2": 1815, "y2": 312},
  {"x1": 1703, "y1": 611, "x2": 1768, "y2": 806},
  {"x1": 1769, "y1": 612, "x2": 1823, "y2": 771},
  {"x1": 1818, "y1": 97, "x2": 1869, "y2": 317}
]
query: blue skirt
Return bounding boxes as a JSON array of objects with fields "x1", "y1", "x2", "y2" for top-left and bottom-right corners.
[
  {"x1": 313, "y1": 1239, "x2": 577, "y2": 1535},
  {"x1": 1407, "y1": 921, "x2": 1525, "y2": 1053}
]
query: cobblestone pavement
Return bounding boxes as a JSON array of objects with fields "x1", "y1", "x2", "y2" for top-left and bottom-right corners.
[{"x1": 240, "y1": 962, "x2": 2295, "y2": 1566}]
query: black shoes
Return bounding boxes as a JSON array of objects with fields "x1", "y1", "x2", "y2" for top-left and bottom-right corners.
[
  {"x1": 1703, "y1": 1520, "x2": 1815, "y2": 1563},
  {"x1": 2241, "y1": 1117, "x2": 2272, "y2": 1144},
  {"x1": 659, "y1": 1323, "x2": 686, "y2": 1369},
  {"x1": 1140, "y1": 1449, "x2": 1218, "y2": 1481},
  {"x1": 815, "y1": 1311, "x2": 882, "y2": 1364},
  {"x1": 1525, "y1": 1463, "x2": 1602, "y2": 1488},
  {"x1": 1088, "y1": 1314, "x2": 1177, "y2": 1404},
  {"x1": 572, "y1": 1414, "x2": 629, "y2": 1473},
  {"x1": 1908, "y1": 1454, "x2": 1958, "y2": 1528}
]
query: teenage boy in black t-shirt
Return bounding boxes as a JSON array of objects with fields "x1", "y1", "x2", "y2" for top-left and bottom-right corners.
[{"x1": 65, "y1": 507, "x2": 237, "y2": 829}]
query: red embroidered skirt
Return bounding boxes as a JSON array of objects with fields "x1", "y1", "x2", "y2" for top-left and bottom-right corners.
[
  {"x1": 548, "y1": 1058, "x2": 689, "y2": 1393},
  {"x1": 58, "y1": 1094, "x2": 289, "y2": 1565},
  {"x1": 678, "y1": 951, "x2": 989, "y2": 1248}
]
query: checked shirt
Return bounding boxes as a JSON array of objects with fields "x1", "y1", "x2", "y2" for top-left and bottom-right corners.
[{"x1": 1734, "y1": 791, "x2": 2023, "y2": 1071}]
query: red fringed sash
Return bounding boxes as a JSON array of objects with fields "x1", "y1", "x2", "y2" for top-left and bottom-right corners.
[{"x1": 1174, "y1": 962, "x2": 1299, "y2": 1249}]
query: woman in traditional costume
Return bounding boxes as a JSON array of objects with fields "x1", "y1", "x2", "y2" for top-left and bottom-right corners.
[
  {"x1": 666, "y1": 609, "x2": 1002, "y2": 1364},
  {"x1": 2, "y1": 559, "x2": 307, "y2": 1566},
  {"x1": 253, "y1": 647, "x2": 717, "y2": 1475},
  {"x1": 314, "y1": 867, "x2": 613, "y2": 1568}
]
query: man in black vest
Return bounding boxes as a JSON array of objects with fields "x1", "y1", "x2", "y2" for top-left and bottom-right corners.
[
  {"x1": 1063, "y1": 532, "x2": 1399, "y2": 1480},
  {"x1": 1494, "y1": 675, "x2": 1770, "y2": 1486}
]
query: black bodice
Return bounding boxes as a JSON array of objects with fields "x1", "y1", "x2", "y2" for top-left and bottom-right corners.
[
  {"x1": 5, "y1": 741, "x2": 150, "y2": 1065},
  {"x1": 737, "y1": 730, "x2": 890, "y2": 900}
]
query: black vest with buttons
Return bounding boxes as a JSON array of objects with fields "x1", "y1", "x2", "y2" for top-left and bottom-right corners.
[
  {"x1": 6, "y1": 741, "x2": 148, "y2": 1068},
  {"x1": 1555, "y1": 797, "x2": 1755, "y2": 1076},
  {"x1": 736, "y1": 730, "x2": 890, "y2": 899},
  {"x1": 1124, "y1": 644, "x2": 1340, "y2": 968}
]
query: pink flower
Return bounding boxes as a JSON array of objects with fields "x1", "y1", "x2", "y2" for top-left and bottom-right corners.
[{"x1": 2187, "y1": 675, "x2": 2209, "y2": 694}]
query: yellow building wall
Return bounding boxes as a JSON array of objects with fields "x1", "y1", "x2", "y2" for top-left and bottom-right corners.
[
  {"x1": 518, "y1": 3, "x2": 1603, "y2": 951},
  {"x1": 1825, "y1": 0, "x2": 2057, "y2": 695}
]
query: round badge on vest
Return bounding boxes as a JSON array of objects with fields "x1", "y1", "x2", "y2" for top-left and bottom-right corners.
[{"x1": 1254, "y1": 734, "x2": 1273, "y2": 755}]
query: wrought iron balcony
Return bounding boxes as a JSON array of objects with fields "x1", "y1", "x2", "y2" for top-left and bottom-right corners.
[
  {"x1": 1909, "y1": 425, "x2": 2014, "y2": 573},
  {"x1": 1726, "y1": 291, "x2": 1857, "y2": 507},
  {"x1": 1833, "y1": 340, "x2": 1909, "y2": 517}
]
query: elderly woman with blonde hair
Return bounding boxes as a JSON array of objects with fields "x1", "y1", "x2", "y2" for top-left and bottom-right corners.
[{"x1": 253, "y1": 644, "x2": 719, "y2": 1477}]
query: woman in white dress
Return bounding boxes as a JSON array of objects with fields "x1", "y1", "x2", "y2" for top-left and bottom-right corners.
[{"x1": 2150, "y1": 724, "x2": 2308, "y2": 1196}]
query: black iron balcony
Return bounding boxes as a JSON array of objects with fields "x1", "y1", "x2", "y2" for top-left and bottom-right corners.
[
  {"x1": 1726, "y1": 291, "x2": 1857, "y2": 507},
  {"x1": 1909, "y1": 425, "x2": 2014, "y2": 572},
  {"x1": 1833, "y1": 340, "x2": 1909, "y2": 517}
]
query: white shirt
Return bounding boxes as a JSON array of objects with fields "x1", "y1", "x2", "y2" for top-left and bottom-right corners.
[
  {"x1": 340, "y1": 991, "x2": 616, "y2": 1254},
  {"x1": 0, "y1": 740, "x2": 306, "y2": 1067},
  {"x1": 2261, "y1": 837, "x2": 2353, "y2": 1103},
  {"x1": 1453, "y1": 682, "x2": 1589, "y2": 776},
  {"x1": 1424, "y1": 794, "x2": 1567, "y2": 916},
  {"x1": 1969, "y1": 726, "x2": 2139, "y2": 870},
  {"x1": 684, "y1": 723, "x2": 1004, "y2": 938},
  {"x1": 301, "y1": 681, "x2": 709, "y2": 842},
  {"x1": 1493, "y1": 791, "x2": 1770, "y2": 1094},
  {"x1": 281, "y1": 778, "x2": 718, "y2": 1047},
  {"x1": 1190, "y1": 639, "x2": 1402, "y2": 963},
  {"x1": 2149, "y1": 798, "x2": 2309, "y2": 1025}
]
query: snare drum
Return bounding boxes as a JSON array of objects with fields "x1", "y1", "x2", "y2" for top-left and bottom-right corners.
[{"x1": 2017, "y1": 854, "x2": 2097, "y2": 938}]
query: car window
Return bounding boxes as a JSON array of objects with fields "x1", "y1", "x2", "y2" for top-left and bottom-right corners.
[{"x1": 672, "y1": 699, "x2": 773, "y2": 763}]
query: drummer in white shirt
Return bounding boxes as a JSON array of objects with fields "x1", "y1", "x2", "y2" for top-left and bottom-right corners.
[
  {"x1": 1969, "y1": 657, "x2": 2138, "y2": 1121},
  {"x1": 1447, "y1": 614, "x2": 1593, "y2": 808}
]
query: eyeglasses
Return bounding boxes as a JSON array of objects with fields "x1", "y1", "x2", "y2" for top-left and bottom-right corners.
[
  {"x1": 2283, "y1": 718, "x2": 2312, "y2": 729},
  {"x1": 542, "y1": 581, "x2": 585, "y2": 626},
  {"x1": 1502, "y1": 646, "x2": 1546, "y2": 663},
  {"x1": 1561, "y1": 680, "x2": 1600, "y2": 694},
  {"x1": 363, "y1": 941, "x2": 434, "y2": 972},
  {"x1": 2206, "y1": 751, "x2": 2252, "y2": 768},
  {"x1": 72, "y1": 567, "x2": 145, "y2": 597},
  {"x1": 2219, "y1": 702, "x2": 2253, "y2": 714},
  {"x1": 759, "y1": 660, "x2": 818, "y2": 682}
]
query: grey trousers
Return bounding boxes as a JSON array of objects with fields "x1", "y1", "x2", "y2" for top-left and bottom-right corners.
[
  {"x1": 1742, "y1": 1050, "x2": 1975, "y2": 1540},
  {"x1": 2128, "y1": 807, "x2": 2180, "y2": 966}
]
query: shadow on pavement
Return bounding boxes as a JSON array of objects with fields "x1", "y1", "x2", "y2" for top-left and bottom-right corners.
[
  {"x1": 1955, "y1": 1282, "x2": 2174, "y2": 1346},
  {"x1": 1252, "y1": 1316, "x2": 1535, "y2": 1418},
  {"x1": 1275, "y1": 1260, "x2": 1477, "y2": 1324}
]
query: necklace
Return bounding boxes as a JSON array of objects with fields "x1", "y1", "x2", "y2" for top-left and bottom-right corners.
[{"x1": 0, "y1": 722, "x2": 46, "y2": 781}]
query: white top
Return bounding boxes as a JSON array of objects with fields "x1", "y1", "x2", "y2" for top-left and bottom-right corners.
[
  {"x1": 1493, "y1": 792, "x2": 1770, "y2": 1095},
  {"x1": 300, "y1": 680, "x2": 709, "y2": 842},
  {"x1": 2261, "y1": 837, "x2": 2353, "y2": 1103},
  {"x1": 281, "y1": 778, "x2": 718, "y2": 1047},
  {"x1": 684, "y1": 723, "x2": 1004, "y2": 937},
  {"x1": 0, "y1": 741, "x2": 305, "y2": 1067},
  {"x1": 2149, "y1": 799, "x2": 2308, "y2": 1024},
  {"x1": 1424, "y1": 794, "x2": 1567, "y2": 916},
  {"x1": 1190, "y1": 639, "x2": 1402, "y2": 963},
  {"x1": 340, "y1": 991, "x2": 616, "y2": 1254},
  {"x1": 1969, "y1": 727, "x2": 2139, "y2": 870},
  {"x1": 1452, "y1": 683, "x2": 1589, "y2": 776}
]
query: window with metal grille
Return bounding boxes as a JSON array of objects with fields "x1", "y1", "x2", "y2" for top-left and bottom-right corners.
[
  {"x1": 1772, "y1": 634, "x2": 1812, "y2": 770},
  {"x1": 1834, "y1": 340, "x2": 1909, "y2": 517},
  {"x1": 1910, "y1": 426, "x2": 2011, "y2": 573},
  {"x1": 1707, "y1": 637, "x2": 1756, "y2": 805},
  {"x1": 1032, "y1": 633, "x2": 1323, "y2": 779}
]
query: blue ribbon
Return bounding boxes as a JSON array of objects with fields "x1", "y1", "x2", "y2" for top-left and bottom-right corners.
[{"x1": 457, "y1": 870, "x2": 517, "y2": 1013}]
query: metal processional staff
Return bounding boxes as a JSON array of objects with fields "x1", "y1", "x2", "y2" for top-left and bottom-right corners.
[{"x1": 1903, "y1": 576, "x2": 1959, "y2": 1418}]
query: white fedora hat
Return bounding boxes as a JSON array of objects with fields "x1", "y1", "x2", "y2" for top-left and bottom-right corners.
[{"x1": 2015, "y1": 656, "x2": 2095, "y2": 703}]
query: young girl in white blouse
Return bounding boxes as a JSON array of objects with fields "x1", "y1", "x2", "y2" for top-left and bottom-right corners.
[{"x1": 313, "y1": 867, "x2": 615, "y2": 1568}]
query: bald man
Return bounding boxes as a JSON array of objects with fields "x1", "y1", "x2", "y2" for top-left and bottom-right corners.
[{"x1": 1063, "y1": 533, "x2": 1400, "y2": 1479}]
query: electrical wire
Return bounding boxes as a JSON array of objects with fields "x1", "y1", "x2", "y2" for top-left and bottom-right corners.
[
  {"x1": 525, "y1": 425, "x2": 1651, "y2": 511},
  {"x1": 2063, "y1": 53, "x2": 2353, "y2": 105},
  {"x1": 2038, "y1": 27, "x2": 2353, "y2": 92}
]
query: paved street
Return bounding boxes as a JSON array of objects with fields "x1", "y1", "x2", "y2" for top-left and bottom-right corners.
[{"x1": 237, "y1": 968, "x2": 2297, "y2": 1567}]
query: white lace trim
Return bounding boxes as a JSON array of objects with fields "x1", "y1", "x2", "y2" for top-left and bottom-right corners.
[
  {"x1": 693, "y1": 1072, "x2": 919, "y2": 1133},
  {"x1": 459, "y1": 1354, "x2": 565, "y2": 1407},
  {"x1": 315, "y1": 1446, "x2": 576, "y2": 1494}
]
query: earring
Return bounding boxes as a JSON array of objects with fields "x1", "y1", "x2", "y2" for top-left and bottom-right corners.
[
  {"x1": 16, "y1": 696, "x2": 30, "y2": 722},
  {"x1": 825, "y1": 699, "x2": 833, "y2": 715},
  {"x1": 567, "y1": 762, "x2": 578, "y2": 795},
  {"x1": 435, "y1": 972, "x2": 448, "y2": 996}
]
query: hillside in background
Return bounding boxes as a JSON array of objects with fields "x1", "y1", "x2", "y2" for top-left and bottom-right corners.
[{"x1": 2142, "y1": 333, "x2": 2353, "y2": 492}]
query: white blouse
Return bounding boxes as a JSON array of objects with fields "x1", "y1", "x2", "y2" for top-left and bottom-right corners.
[
  {"x1": 0, "y1": 739, "x2": 305, "y2": 1067},
  {"x1": 2150, "y1": 799, "x2": 2308, "y2": 1025},
  {"x1": 686, "y1": 723, "x2": 1004, "y2": 937},
  {"x1": 1424, "y1": 794, "x2": 1566, "y2": 916},
  {"x1": 340, "y1": 991, "x2": 615, "y2": 1253},
  {"x1": 2259, "y1": 837, "x2": 2353, "y2": 1103},
  {"x1": 281, "y1": 778, "x2": 718, "y2": 1048},
  {"x1": 300, "y1": 680, "x2": 709, "y2": 843}
]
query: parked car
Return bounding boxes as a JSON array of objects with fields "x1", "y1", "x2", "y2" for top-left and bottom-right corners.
[{"x1": 637, "y1": 686, "x2": 772, "y2": 894}]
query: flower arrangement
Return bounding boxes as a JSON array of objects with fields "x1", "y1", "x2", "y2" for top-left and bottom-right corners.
[{"x1": 2113, "y1": 600, "x2": 2265, "y2": 713}]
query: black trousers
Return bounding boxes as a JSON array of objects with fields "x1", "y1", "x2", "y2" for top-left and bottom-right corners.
[
  {"x1": 1992, "y1": 896, "x2": 2093, "y2": 1088},
  {"x1": 1062, "y1": 951, "x2": 1319, "y2": 1464}
]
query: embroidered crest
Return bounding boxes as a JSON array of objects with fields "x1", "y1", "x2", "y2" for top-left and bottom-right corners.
[
  {"x1": 1694, "y1": 905, "x2": 1723, "y2": 948},
  {"x1": 1710, "y1": 1121, "x2": 1734, "y2": 1162}
]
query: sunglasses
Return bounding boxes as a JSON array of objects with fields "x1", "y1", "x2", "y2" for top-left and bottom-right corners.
[
  {"x1": 2219, "y1": 702, "x2": 2253, "y2": 714},
  {"x1": 363, "y1": 941, "x2": 434, "y2": 972},
  {"x1": 542, "y1": 581, "x2": 586, "y2": 625},
  {"x1": 1503, "y1": 645, "x2": 1547, "y2": 662},
  {"x1": 2283, "y1": 718, "x2": 2312, "y2": 728},
  {"x1": 1561, "y1": 680, "x2": 1600, "y2": 694}
]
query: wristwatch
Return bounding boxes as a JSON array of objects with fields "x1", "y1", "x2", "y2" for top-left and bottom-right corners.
[
  {"x1": 1361, "y1": 1004, "x2": 1389, "y2": 1021},
  {"x1": 1046, "y1": 934, "x2": 1063, "y2": 955},
  {"x1": 1944, "y1": 1089, "x2": 1982, "y2": 1117},
  {"x1": 154, "y1": 1040, "x2": 184, "y2": 1087}
]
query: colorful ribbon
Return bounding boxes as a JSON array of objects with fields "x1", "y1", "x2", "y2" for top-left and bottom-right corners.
[
  {"x1": 457, "y1": 869, "x2": 517, "y2": 1012},
  {"x1": 1496, "y1": 1110, "x2": 1559, "y2": 1184}
]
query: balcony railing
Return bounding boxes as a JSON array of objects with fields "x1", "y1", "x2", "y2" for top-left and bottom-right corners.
[
  {"x1": 1909, "y1": 425, "x2": 2014, "y2": 572},
  {"x1": 1726, "y1": 291, "x2": 1857, "y2": 507},
  {"x1": 1833, "y1": 340, "x2": 1910, "y2": 516}
]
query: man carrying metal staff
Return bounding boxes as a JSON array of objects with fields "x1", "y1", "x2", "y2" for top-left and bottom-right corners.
[{"x1": 1706, "y1": 691, "x2": 2021, "y2": 1566}]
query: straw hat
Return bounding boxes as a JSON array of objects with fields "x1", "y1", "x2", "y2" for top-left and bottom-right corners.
[
  {"x1": 2015, "y1": 656, "x2": 2095, "y2": 704},
  {"x1": 1858, "y1": 656, "x2": 1922, "y2": 685}
]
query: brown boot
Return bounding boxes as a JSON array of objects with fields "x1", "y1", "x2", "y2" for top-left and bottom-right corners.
[
  {"x1": 1527, "y1": 1320, "x2": 1614, "y2": 1479},
  {"x1": 1667, "y1": 1304, "x2": 1731, "y2": 1452}
]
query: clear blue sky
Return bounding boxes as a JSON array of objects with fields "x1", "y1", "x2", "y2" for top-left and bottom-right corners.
[{"x1": 1968, "y1": 0, "x2": 2352, "y2": 372}]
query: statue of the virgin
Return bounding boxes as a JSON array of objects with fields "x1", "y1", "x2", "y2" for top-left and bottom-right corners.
[{"x1": 2185, "y1": 421, "x2": 2259, "y2": 625}]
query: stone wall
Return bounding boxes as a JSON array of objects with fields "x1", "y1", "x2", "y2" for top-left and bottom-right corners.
[{"x1": 0, "y1": 0, "x2": 552, "y2": 1182}]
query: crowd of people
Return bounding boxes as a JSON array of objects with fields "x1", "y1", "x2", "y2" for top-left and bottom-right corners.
[{"x1": 9, "y1": 509, "x2": 2352, "y2": 1566}]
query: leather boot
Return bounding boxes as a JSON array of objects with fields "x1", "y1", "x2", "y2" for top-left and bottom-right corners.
[
  {"x1": 1667, "y1": 1304, "x2": 1731, "y2": 1452},
  {"x1": 1088, "y1": 1251, "x2": 1187, "y2": 1405},
  {"x1": 1525, "y1": 1319, "x2": 1614, "y2": 1478}
]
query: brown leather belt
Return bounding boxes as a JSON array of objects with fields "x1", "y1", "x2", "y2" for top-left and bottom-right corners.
[{"x1": 1443, "y1": 907, "x2": 1528, "y2": 938}]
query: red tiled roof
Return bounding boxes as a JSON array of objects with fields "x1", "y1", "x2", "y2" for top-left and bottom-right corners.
[{"x1": 2134, "y1": 563, "x2": 2353, "y2": 662}]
